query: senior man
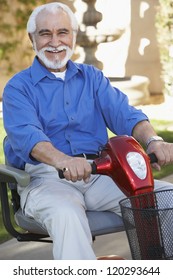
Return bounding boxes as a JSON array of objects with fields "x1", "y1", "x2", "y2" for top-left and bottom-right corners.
[{"x1": 3, "y1": 2, "x2": 173, "y2": 259}]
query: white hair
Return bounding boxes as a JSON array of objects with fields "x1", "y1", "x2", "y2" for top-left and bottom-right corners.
[{"x1": 27, "y1": 2, "x2": 78, "y2": 34}]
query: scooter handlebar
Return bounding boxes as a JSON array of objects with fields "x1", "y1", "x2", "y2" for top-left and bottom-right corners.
[
  {"x1": 148, "y1": 153, "x2": 158, "y2": 164},
  {"x1": 58, "y1": 153, "x2": 157, "y2": 179},
  {"x1": 58, "y1": 161, "x2": 97, "y2": 179}
]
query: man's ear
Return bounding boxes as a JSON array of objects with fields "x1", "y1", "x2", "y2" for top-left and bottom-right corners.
[
  {"x1": 28, "y1": 33, "x2": 35, "y2": 50},
  {"x1": 28, "y1": 33, "x2": 33, "y2": 43}
]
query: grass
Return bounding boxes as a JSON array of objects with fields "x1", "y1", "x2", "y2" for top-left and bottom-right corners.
[{"x1": 0, "y1": 118, "x2": 173, "y2": 243}]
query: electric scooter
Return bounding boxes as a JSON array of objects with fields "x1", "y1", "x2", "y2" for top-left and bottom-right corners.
[
  {"x1": 60, "y1": 135, "x2": 171, "y2": 259},
  {"x1": 91, "y1": 135, "x2": 163, "y2": 259}
]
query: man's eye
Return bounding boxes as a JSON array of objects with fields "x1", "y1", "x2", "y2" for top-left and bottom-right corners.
[
  {"x1": 40, "y1": 33, "x2": 51, "y2": 37},
  {"x1": 59, "y1": 31, "x2": 69, "y2": 35}
]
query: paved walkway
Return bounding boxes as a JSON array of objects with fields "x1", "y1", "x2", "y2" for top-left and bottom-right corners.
[
  {"x1": 137, "y1": 95, "x2": 173, "y2": 121},
  {"x1": 0, "y1": 232, "x2": 131, "y2": 260}
]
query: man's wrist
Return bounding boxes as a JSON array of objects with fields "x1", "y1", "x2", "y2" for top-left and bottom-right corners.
[{"x1": 146, "y1": 136, "x2": 164, "y2": 148}]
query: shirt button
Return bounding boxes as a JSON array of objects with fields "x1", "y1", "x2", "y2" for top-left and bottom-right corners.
[{"x1": 66, "y1": 101, "x2": 69, "y2": 105}]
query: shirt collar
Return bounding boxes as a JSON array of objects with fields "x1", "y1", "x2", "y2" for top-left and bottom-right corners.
[{"x1": 31, "y1": 57, "x2": 81, "y2": 85}]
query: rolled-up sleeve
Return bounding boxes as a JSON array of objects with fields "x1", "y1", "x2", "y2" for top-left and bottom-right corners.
[{"x1": 3, "y1": 83, "x2": 51, "y2": 165}]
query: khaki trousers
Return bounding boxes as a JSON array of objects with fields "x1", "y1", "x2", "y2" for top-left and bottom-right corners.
[{"x1": 20, "y1": 163, "x2": 173, "y2": 260}]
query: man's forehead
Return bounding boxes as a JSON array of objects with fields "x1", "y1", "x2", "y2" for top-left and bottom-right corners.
[
  {"x1": 36, "y1": 9, "x2": 69, "y2": 22},
  {"x1": 36, "y1": 9, "x2": 71, "y2": 29}
]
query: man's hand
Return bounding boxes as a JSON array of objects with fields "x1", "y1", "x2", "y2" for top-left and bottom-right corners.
[
  {"x1": 31, "y1": 142, "x2": 92, "y2": 183},
  {"x1": 132, "y1": 120, "x2": 173, "y2": 171},
  {"x1": 147, "y1": 141, "x2": 173, "y2": 171},
  {"x1": 55, "y1": 155, "x2": 92, "y2": 183}
]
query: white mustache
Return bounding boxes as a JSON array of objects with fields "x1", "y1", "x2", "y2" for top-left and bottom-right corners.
[{"x1": 45, "y1": 46, "x2": 68, "y2": 52}]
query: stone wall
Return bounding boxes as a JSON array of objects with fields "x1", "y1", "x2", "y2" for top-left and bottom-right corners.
[
  {"x1": 125, "y1": 0, "x2": 163, "y2": 95},
  {"x1": 94, "y1": 0, "x2": 162, "y2": 95}
]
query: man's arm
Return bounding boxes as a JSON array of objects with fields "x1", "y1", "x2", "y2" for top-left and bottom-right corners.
[
  {"x1": 132, "y1": 120, "x2": 158, "y2": 145},
  {"x1": 132, "y1": 120, "x2": 173, "y2": 170},
  {"x1": 31, "y1": 141, "x2": 91, "y2": 182}
]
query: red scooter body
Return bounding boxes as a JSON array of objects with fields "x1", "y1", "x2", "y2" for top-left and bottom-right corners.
[
  {"x1": 93, "y1": 135, "x2": 154, "y2": 196},
  {"x1": 93, "y1": 135, "x2": 162, "y2": 259}
]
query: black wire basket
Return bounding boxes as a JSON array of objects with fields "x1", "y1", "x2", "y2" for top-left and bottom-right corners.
[{"x1": 119, "y1": 189, "x2": 173, "y2": 260}]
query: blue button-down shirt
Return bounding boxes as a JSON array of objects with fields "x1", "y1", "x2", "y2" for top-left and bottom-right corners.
[{"x1": 3, "y1": 57, "x2": 148, "y2": 169}]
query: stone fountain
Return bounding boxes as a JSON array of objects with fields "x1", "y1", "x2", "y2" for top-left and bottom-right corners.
[
  {"x1": 68, "y1": 0, "x2": 150, "y2": 105},
  {"x1": 76, "y1": 0, "x2": 124, "y2": 69}
]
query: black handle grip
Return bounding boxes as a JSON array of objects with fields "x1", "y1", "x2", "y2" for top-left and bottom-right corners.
[
  {"x1": 58, "y1": 169, "x2": 65, "y2": 179},
  {"x1": 148, "y1": 153, "x2": 158, "y2": 164},
  {"x1": 91, "y1": 162, "x2": 97, "y2": 174},
  {"x1": 58, "y1": 162, "x2": 97, "y2": 179}
]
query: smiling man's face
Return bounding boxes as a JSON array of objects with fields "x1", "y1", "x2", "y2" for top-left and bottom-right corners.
[{"x1": 31, "y1": 9, "x2": 75, "y2": 72}]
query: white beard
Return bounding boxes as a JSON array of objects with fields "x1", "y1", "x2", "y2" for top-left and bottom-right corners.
[{"x1": 33, "y1": 42, "x2": 74, "y2": 70}]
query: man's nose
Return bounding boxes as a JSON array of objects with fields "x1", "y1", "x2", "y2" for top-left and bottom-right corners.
[{"x1": 49, "y1": 34, "x2": 61, "y2": 47}]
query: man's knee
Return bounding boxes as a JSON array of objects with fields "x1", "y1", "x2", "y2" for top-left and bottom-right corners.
[{"x1": 44, "y1": 197, "x2": 86, "y2": 226}]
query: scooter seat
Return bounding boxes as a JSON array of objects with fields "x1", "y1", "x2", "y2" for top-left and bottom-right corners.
[{"x1": 15, "y1": 208, "x2": 124, "y2": 237}]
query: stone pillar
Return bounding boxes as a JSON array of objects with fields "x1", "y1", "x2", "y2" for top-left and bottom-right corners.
[{"x1": 125, "y1": 0, "x2": 163, "y2": 95}]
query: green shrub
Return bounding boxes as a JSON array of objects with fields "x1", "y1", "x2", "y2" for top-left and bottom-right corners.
[{"x1": 155, "y1": 0, "x2": 173, "y2": 96}]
